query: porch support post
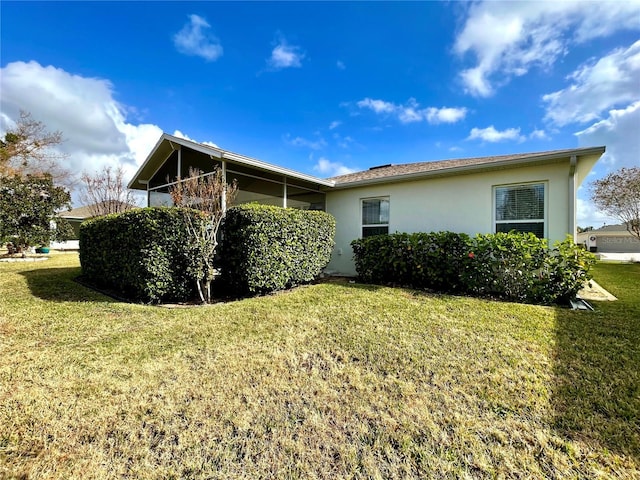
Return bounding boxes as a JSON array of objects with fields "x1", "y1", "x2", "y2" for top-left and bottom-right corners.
[
  {"x1": 221, "y1": 160, "x2": 227, "y2": 212},
  {"x1": 177, "y1": 147, "x2": 182, "y2": 179},
  {"x1": 283, "y1": 176, "x2": 287, "y2": 208}
]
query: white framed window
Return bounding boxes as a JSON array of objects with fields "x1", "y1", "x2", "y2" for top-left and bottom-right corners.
[
  {"x1": 494, "y1": 182, "x2": 546, "y2": 238},
  {"x1": 361, "y1": 197, "x2": 390, "y2": 238}
]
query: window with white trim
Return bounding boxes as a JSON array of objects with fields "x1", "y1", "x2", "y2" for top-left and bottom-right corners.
[
  {"x1": 495, "y1": 183, "x2": 546, "y2": 238},
  {"x1": 361, "y1": 197, "x2": 390, "y2": 238}
]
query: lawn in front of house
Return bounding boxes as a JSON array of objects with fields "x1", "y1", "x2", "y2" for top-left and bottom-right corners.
[{"x1": 1, "y1": 253, "x2": 638, "y2": 479}]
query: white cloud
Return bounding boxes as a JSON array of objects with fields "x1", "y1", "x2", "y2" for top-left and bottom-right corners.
[
  {"x1": 173, "y1": 14, "x2": 223, "y2": 61},
  {"x1": 0, "y1": 61, "x2": 163, "y2": 204},
  {"x1": 336, "y1": 60, "x2": 346, "y2": 70},
  {"x1": 267, "y1": 37, "x2": 305, "y2": 70},
  {"x1": 577, "y1": 197, "x2": 618, "y2": 229},
  {"x1": 357, "y1": 97, "x2": 467, "y2": 125},
  {"x1": 574, "y1": 101, "x2": 640, "y2": 227},
  {"x1": 172, "y1": 130, "x2": 219, "y2": 148},
  {"x1": 467, "y1": 125, "x2": 525, "y2": 143},
  {"x1": 357, "y1": 98, "x2": 396, "y2": 114},
  {"x1": 426, "y1": 107, "x2": 468, "y2": 124},
  {"x1": 575, "y1": 101, "x2": 640, "y2": 170},
  {"x1": 543, "y1": 41, "x2": 640, "y2": 126},
  {"x1": 530, "y1": 129, "x2": 548, "y2": 140},
  {"x1": 454, "y1": 1, "x2": 640, "y2": 97},
  {"x1": 284, "y1": 133, "x2": 326, "y2": 150},
  {"x1": 313, "y1": 157, "x2": 356, "y2": 177},
  {"x1": 329, "y1": 120, "x2": 341, "y2": 130}
]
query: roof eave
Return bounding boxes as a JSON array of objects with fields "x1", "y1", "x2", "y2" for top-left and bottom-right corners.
[
  {"x1": 330, "y1": 146, "x2": 606, "y2": 189},
  {"x1": 128, "y1": 133, "x2": 335, "y2": 190}
]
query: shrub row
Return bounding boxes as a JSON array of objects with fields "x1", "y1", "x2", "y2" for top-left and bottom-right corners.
[
  {"x1": 219, "y1": 204, "x2": 336, "y2": 295},
  {"x1": 351, "y1": 231, "x2": 596, "y2": 304},
  {"x1": 79, "y1": 207, "x2": 203, "y2": 303},
  {"x1": 79, "y1": 205, "x2": 336, "y2": 302}
]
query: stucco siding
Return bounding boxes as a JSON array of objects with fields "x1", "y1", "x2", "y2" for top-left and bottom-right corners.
[{"x1": 325, "y1": 161, "x2": 572, "y2": 275}]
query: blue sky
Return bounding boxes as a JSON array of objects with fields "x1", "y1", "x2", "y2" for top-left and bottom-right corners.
[{"x1": 1, "y1": 1, "x2": 639, "y2": 226}]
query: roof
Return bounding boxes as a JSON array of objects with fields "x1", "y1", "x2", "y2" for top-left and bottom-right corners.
[
  {"x1": 129, "y1": 135, "x2": 605, "y2": 193},
  {"x1": 329, "y1": 146, "x2": 606, "y2": 188},
  {"x1": 594, "y1": 223, "x2": 635, "y2": 233},
  {"x1": 128, "y1": 133, "x2": 335, "y2": 190},
  {"x1": 60, "y1": 201, "x2": 138, "y2": 219}
]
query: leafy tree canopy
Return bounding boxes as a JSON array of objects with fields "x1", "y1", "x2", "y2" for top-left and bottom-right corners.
[
  {"x1": 590, "y1": 166, "x2": 640, "y2": 241},
  {"x1": 0, "y1": 173, "x2": 72, "y2": 248}
]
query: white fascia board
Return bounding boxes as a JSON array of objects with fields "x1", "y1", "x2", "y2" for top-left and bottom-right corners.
[
  {"x1": 129, "y1": 132, "x2": 334, "y2": 190},
  {"x1": 222, "y1": 151, "x2": 335, "y2": 187},
  {"x1": 163, "y1": 133, "x2": 334, "y2": 186},
  {"x1": 127, "y1": 133, "x2": 172, "y2": 189}
]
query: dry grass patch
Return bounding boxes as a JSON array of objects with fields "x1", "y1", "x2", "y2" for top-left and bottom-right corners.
[{"x1": 1, "y1": 253, "x2": 638, "y2": 478}]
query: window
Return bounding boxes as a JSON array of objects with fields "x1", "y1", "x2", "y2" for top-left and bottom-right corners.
[
  {"x1": 362, "y1": 197, "x2": 389, "y2": 238},
  {"x1": 495, "y1": 183, "x2": 545, "y2": 238}
]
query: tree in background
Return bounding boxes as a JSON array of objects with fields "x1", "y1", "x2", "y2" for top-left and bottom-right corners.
[
  {"x1": 0, "y1": 112, "x2": 73, "y2": 252},
  {"x1": 170, "y1": 167, "x2": 238, "y2": 303},
  {"x1": 590, "y1": 166, "x2": 640, "y2": 241},
  {"x1": 80, "y1": 165, "x2": 139, "y2": 217},
  {"x1": 0, "y1": 173, "x2": 73, "y2": 251},
  {"x1": 0, "y1": 111, "x2": 71, "y2": 185}
]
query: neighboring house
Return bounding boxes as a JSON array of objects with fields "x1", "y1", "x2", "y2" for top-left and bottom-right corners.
[
  {"x1": 577, "y1": 224, "x2": 640, "y2": 253},
  {"x1": 52, "y1": 201, "x2": 138, "y2": 250},
  {"x1": 128, "y1": 133, "x2": 605, "y2": 275}
]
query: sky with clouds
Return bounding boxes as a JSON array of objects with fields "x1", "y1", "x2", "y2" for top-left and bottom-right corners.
[{"x1": 1, "y1": 1, "x2": 638, "y2": 226}]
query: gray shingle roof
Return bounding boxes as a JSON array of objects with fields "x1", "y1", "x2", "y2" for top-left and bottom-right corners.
[
  {"x1": 60, "y1": 201, "x2": 138, "y2": 219},
  {"x1": 329, "y1": 146, "x2": 605, "y2": 186},
  {"x1": 595, "y1": 223, "x2": 633, "y2": 233}
]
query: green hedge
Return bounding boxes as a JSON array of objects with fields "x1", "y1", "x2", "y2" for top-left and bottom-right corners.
[
  {"x1": 351, "y1": 231, "x2": 595, "y2": 305},
  {"x1": 351, "y1": 232, "x2": 471, "y2": 293},
  {"x1": 79, "y1": 207, "x2": 204, "y2": 303},
  {"x1": 218, "y1": 204, "x2": 336, "y2": 295}
]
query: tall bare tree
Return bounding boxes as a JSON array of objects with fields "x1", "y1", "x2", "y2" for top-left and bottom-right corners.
[
  {"x1": 170, "y1": 167, "x2": 238, "y2": 303},
  {"x1": 590, "y1": 166, "x2": 640, "y2": 241},
  {"x1": 0, "y1": 111, "x2": 71, "y2": 184},
  {"x1": 80, "y1": 165, "x2": 139, "y2": 216}
]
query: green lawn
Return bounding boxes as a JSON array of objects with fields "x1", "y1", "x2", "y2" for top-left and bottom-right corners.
[{"x1": 1, "y1": 253, "x2": 638, "y2": 479}]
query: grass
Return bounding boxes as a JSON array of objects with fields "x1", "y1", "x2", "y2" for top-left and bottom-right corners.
[{"x1": 1, "y1": 253, "x2": 638, "y2": 479}]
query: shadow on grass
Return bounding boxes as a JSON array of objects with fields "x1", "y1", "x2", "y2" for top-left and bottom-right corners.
[
  {"x1": 552, "y1": 263, "x2": 640, "y2": 462},
  {"x1": 20, "y1": 267, "x2": 112, "y2": 303}
]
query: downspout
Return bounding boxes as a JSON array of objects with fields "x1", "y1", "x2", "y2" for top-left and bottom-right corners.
[{"x1": 569, "y1": 155, "x2": 577, "y2": 243}]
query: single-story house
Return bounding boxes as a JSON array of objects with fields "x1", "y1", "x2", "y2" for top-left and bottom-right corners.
[
  {"x1": 128, "y1": 133, "x2": 605, "y2": 276},
  {"x1": 52, "y1": 201, "x2": 139, "y2": 250},
  {"x1": 578, "y1": 224, "x2": 640, "y2": 253}
]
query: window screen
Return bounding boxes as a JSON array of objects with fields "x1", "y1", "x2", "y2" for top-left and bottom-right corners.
[
  {"x1": 495, "y1": 183, "x2": 545, "y2": 238},
  {"x1": 362, "y1": 198, "x2": 389, "y2": 238}
]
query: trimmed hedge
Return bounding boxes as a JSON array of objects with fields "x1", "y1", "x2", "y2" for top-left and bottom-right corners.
[
  {"x1": 351, "y1": 231, "x2": 595, "y2": 305},
  {"x1": 351, "y1": 231, "x2": 471, "y2": 293},
  {"x1": 79, "y1": 207, "x2": 205, "y2": 303},
  {"x1": 218, "y1": 204, "x2": 336, "y2": 295}
]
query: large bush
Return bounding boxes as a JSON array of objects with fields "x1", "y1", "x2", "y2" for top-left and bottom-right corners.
[
  {"x1": 79, "y1": 207, "x2": 205, "y2": 303},
  {"x1": 218, "y1": 204, "x2": 335, "y2": 295},
  {"x1": 352, "y1": 232, "x2": 595, "y2": 305},
  {"x1": 351, "y1": 232, "x2": 471, "y2": 293}
]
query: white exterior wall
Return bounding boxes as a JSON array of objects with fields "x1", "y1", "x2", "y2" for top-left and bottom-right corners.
[{"x1": 325, "y1": 161, "x2": 572, "y2": 275}]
